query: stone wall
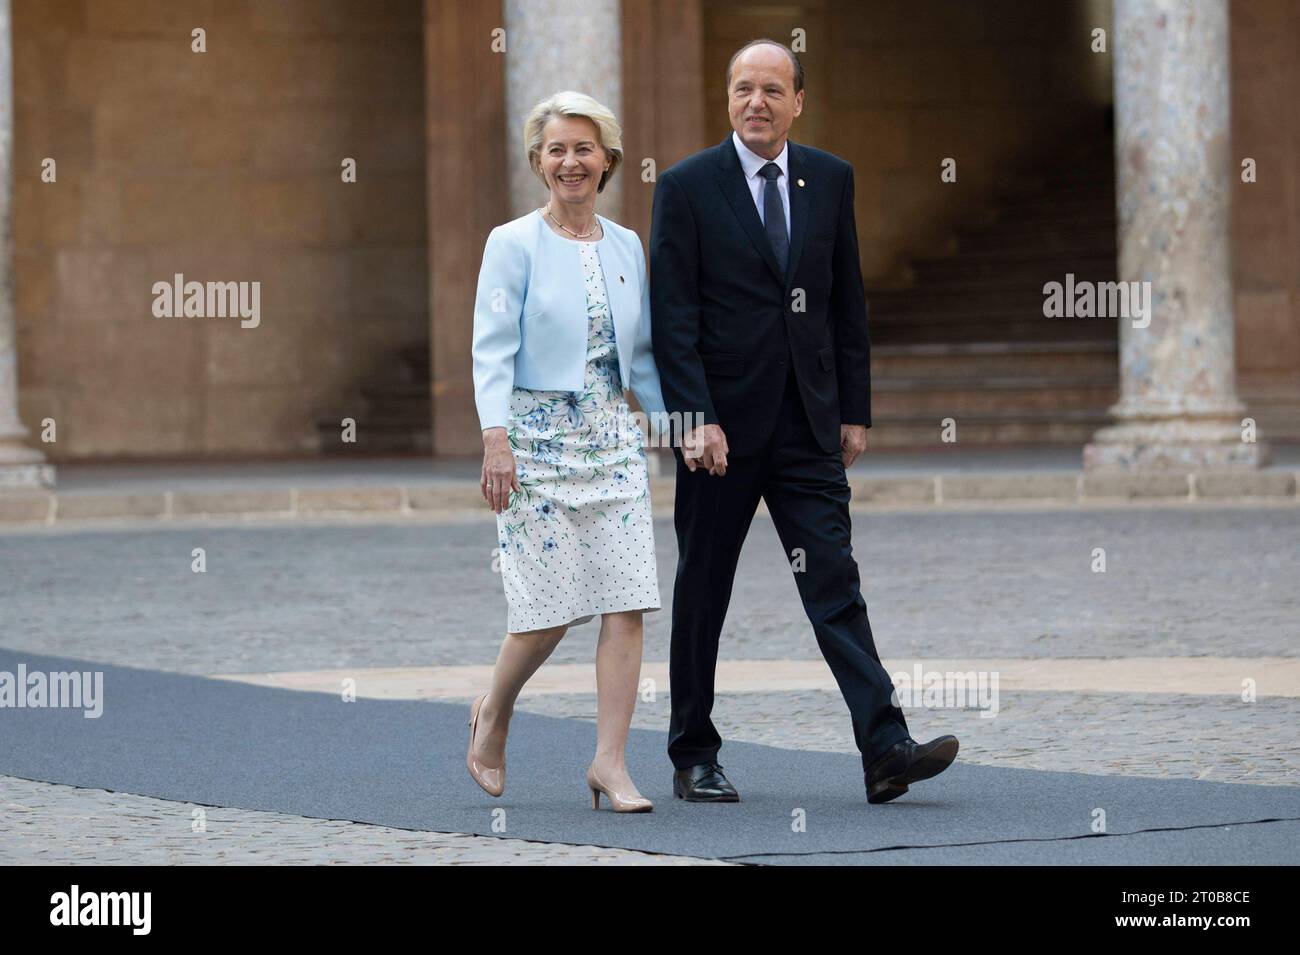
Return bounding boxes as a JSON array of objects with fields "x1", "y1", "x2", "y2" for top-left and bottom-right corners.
[
  {"x1": 10, "y1": 0, "x2": 1297, "y2": 461},
  {"x1": 13, "y1": 0, "x2": 427, "y2": 459},
  {"x1": 701, "y1": 0, "x2": 1114, "y2": 284},
  {"x1": 1230, "y1": 0, "x2": 1300, "y2": 433}
]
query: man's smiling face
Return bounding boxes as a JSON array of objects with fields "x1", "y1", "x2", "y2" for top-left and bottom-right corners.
[{"x1": 727, "y1": 43, "x2": 803, "y2": 160}]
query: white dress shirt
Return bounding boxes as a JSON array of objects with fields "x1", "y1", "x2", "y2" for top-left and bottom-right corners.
[{"x1": 731, "y1": 129, "x2": 790, "y2": 239}]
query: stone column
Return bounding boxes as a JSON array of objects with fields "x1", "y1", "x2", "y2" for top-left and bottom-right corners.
[
  {"x1": 503, "y1": 0, "x2": 623, "y2": 221},
  {"x1": 1085, "y1": 0, "x2": 1266, "y2": 470},
  {"x1": 426, "y1": 0, "x2": 509, "y2": 456},
  {"x1": 0, "y1": 0, "x2": 53, "y2": 489},
  {"x1": 618, "y1": 0, "x2": 705, "y2": 240}
]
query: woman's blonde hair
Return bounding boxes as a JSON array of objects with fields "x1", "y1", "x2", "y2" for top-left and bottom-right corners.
[{"x1": 524, "y1": 90, "x2": 623, "y2": 194}]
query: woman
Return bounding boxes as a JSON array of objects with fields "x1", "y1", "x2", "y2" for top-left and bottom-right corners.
[{"x1": 467, "y1": 91, "x2": 666, "y2": 812}]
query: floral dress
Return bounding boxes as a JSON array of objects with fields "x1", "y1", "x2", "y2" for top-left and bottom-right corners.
[{"x1": 496, "y1": 239, "x2": 661, "y2": 632}]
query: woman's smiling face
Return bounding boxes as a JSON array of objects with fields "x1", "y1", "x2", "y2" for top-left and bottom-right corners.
[{"x1": 540, "y1": 115, "x2": 610, "y2": 203}]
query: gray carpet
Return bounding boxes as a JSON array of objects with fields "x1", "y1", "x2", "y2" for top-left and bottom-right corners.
[{"x1": 2, "y1": 649, "x2": 1297, "y2": 865}]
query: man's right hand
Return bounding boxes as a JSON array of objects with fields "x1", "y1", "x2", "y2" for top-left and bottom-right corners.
[{"x1": 683, "y1": 423, "x2": 729, "y2": 476}]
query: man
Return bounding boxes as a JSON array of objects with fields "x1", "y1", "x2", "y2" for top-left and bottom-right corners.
[{"x1": 650, "y1": 39, "x2": 959, "y2": 805}]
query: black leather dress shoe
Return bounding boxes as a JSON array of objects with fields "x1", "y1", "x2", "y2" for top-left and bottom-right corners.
[
  {"x1": 863, "y1": 735, "x2": 959, "y2": 804},
  {"x1": 672, "y1": 762, "x2": 740, "y2": 802}
]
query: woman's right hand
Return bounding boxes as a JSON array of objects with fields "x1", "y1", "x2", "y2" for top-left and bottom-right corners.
[{"x1": 481, "y1": 427, "x2": 521, "y2": 513}]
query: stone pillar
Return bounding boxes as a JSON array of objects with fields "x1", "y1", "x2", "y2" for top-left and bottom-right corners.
[
  {"x1": 1085, "y1": 0, "x2": 1266, "y2": 470},
  {"x1": 619, "y1": 0, "x2": 705, "y2": 241},
  {"x1": 0, "y1": 0, "x2": 53, "y2": 489},
  {"x1": 503, "y1": 0, "x2": 623, "y2": 221},
  {"x1": 426, "y1": 0, "x2": 509, "y2": 456}
]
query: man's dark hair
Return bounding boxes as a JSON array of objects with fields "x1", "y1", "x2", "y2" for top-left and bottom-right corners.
[{"x1": 725, "y1": 39, "x2": 804, "y2": 94}]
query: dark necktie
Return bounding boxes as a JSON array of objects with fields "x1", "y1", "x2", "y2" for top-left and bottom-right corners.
[{"x1": 759, "y1": 161, "x2": 788, "y2": 275}]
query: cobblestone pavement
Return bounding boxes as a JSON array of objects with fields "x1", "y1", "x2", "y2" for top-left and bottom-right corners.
[
  {"x1": 508, "y1": 689, "x2": 1300, "y2": 787},
  {"x1": 2, "y1": 508, "x2": 1297, "y2": 864},
  {"x1": 0, "y1": 776, "x2": 725, "y2": 865},
  {"x1": 1, "y1": 507, "x2": 1297, "y2": 674}
]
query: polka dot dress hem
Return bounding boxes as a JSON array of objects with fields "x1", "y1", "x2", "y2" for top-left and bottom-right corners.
[{"x1": 495, "y1": 239, "x2": 661, "y2": 635}]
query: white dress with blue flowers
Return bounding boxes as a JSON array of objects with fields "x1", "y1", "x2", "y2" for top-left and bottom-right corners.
[{"x1": 496, "y1": 239, "x2": 661, "y2": 633}]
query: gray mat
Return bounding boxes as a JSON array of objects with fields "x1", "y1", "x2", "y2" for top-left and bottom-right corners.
[
  {"x1": 3, "y1": 648, "x2": 1298, "y2": 865},
  {"x1": 741, "y1": 819, "x2": 1300, "y2": 865}
]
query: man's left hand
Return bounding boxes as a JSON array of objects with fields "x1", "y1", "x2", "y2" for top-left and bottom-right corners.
[{"x1": 840, "y1": 423, "x2": 868, "y2": 468}]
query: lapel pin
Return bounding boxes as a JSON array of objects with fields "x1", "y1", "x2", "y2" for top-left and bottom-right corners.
[
  {"x1": 797, "y1": 178, "x2": 805, "y2": 187},
  {"x1": 619, "y1": 275, "x2": 625, "y2": 283}
]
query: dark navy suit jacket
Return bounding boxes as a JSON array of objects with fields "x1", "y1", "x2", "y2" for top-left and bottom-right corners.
[{"x1": 649, "y1": 134, "x2": 872, "y2": 457}]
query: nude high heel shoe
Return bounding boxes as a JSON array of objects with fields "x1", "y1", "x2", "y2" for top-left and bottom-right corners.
[
  {"x1": 587, "y1": 763, "x2": 653, "y2": 813},
  {"x1": 467, "y1": 692, "x2": 505, "y2": 797}
]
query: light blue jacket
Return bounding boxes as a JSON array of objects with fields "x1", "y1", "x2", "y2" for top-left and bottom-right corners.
[{"x1": 471, "y1": 208, "x2": 666, "y2": 431}]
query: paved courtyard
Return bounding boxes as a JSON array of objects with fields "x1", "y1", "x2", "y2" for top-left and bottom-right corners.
[{"x1": 1, "y1": 504, "x2": 1297, "y2": 864}]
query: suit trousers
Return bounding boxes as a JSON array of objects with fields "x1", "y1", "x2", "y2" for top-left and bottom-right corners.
[{"x1": 667, "y1": 364, "x2": 911, "y2": 772}]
